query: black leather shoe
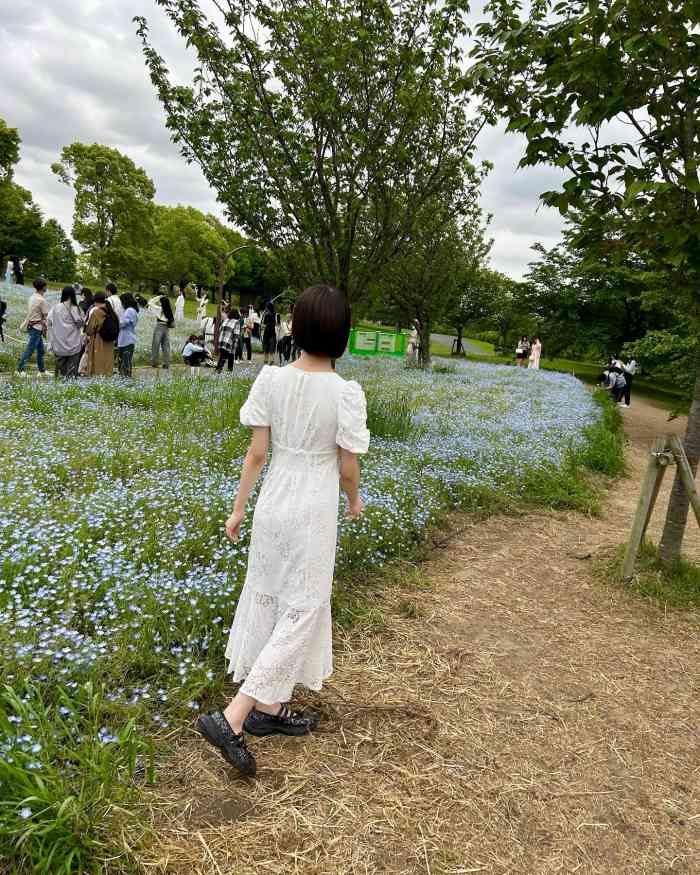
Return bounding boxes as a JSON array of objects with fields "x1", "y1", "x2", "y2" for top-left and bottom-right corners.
[
  {"x1": 244, "y1": 704, "x2": 320, "y2": 737},
  {"x1": 196, "y1": 711, "x2": 256, "y2": 777}
]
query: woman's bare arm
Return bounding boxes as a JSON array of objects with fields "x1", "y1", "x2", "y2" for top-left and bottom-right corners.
[
  {"x1": 225, "y1": 426, "x2": 270, "y2": 540},
  {"x1": 339, "y1": 448, "x2": 363, "y2": 518}
]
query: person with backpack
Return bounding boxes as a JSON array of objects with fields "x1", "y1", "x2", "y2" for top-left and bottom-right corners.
[
  {"x1": 149, "y1": 294, "x2": 174, "y2": 369},
  {"x1": 117, "y1": 293, "x2": 140, "y2": 378},
  {"x1": 48, "y1": 286, "x2": 84, "y2": 378},
  {"x1": 85, "y1": 291, "x2": 117, "y2": 376}
]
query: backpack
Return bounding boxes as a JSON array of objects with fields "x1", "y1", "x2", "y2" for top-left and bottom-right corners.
[{"x1": 99, "y1": 301, "x2": 120, "y2": 342}]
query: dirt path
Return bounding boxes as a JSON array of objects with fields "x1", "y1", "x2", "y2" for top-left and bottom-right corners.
[{"x1": 143, "y1": 397, "x2": 699, "y2": 874}]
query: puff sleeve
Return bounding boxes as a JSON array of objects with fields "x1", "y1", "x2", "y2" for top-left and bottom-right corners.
[
  {"x1": 240, "y1": 366, "x2": 272, "y2": 427},
  {"x1": 336, "y1": 380, "x2": 370, "y2": 454}
]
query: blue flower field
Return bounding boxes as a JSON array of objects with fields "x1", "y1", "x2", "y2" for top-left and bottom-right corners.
[{"x1": 0, "y1": 356, "x2": 608, "y2": 871}]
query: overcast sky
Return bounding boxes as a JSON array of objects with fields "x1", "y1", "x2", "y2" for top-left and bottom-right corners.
[{"x1": 1, "y1": 1, "x2": 567, "y2": 280}]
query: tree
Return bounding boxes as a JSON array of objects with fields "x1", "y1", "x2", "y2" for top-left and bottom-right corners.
[
  {"x1": 0, "y1": 119, "x2": 47, "y2": 269},
  {"x1": 142, "y1": 204, "x2": 231, "y2": 292},
  {"x1": 135, "y1": 0, "x2": 486, "y2": 298},
  {"x1": 52, "y1": 143, "x2": 156, "y2": 282},
  {"x1": 471, "y1": 0, "x2": 700, "y2": 564},
  {"x1": 522, "y1": 215, "x2": 654, "y2": 361},
  {"x1": 375, "y1": 174, "x2": 489, "y2": 365},
  {"x1": 445, "y1": 261, "x2": 497, "y2": 356},
  {"x1": 0, "y1": 118, "x2": 20, "y2": 181},
  {"x1": 39, "y1": 219, "x2": 77, "y2": 281}
]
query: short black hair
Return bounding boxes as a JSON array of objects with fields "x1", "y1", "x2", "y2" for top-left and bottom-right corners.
[
  {"x1": 292, "y1": 284, "x2": 350, "y2": 359},
  {"x1": 33, "y1": 277, "x2": 47, "y2": 291},
  {"x1": 105, "y1": 282, "x2": 118, "y2": 296}
]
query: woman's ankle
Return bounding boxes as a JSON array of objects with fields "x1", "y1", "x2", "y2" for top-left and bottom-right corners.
[{"x1": 255, "y1": 701, "x2": 282, "y2": 716}]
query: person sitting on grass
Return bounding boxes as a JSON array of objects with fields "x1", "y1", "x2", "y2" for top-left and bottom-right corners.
[{"x1": 197, "y1": 283, "x2": 370, "y2": 778}]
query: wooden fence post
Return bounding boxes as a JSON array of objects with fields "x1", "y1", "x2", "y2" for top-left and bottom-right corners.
[
  {"x1": 668, "y1": 436, "x2": 700, "y2": 529},
  {"x1": 622, "y1": 437, "x2": 669, "y2": 580}
]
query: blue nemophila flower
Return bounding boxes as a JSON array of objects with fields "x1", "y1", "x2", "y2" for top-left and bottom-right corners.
[{"x1": 0, "y1": 356, "x2": 599, "y2": 775}]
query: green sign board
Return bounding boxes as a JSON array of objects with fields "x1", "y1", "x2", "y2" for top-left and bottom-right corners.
[{"x1": 348, "y1": 328, "x2": 407, "y2": 358}]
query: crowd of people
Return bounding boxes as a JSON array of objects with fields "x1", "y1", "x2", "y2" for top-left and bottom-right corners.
[
  {"x1": 184, "y1": 301, "x2": 296, "y2": 373},
  {"x1": 600, "y1": 355, "x2": 637, "y2": 408},
  {"x1": 12, "y1": 277, "x2": 297, "y2": 379}
]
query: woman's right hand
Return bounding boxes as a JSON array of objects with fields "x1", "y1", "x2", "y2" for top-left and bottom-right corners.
[
  {"x1": 346, "y1": 496, "x2": 364, "y2": 520},
  {"x1": 225, "y1": 509, "x2": 245, "y2": 541}
]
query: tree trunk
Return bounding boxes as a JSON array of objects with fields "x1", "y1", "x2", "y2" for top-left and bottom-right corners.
[
  {"x1": 454, "y1": 324, "x2": 464, "y2": 356},
  {"x1": 418, "y1": 319, "x2": 431, "y2": 367},
  {"x1": 659, "y1": 348, "x2": 700, "y2": 564}
]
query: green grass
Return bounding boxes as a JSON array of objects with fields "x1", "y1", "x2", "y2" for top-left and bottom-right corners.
[
  {"x1": 609, "y1": 541, "x2": 700, "y2": 609},
  {"x1": 0, "y1": 682, "x2": 152, "y2": 875},
  {"x1": 364, "y1": 390, "x2": 414, "y2": 439}
]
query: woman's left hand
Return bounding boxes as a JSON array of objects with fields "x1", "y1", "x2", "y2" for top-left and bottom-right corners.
[{"x1": 225, "y1": 509, "x2": 245, "y2": 541}]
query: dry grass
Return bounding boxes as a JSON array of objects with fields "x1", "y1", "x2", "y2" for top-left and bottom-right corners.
[{"x1": 134, "y1": 399, "x2": 700, "y2": 874}]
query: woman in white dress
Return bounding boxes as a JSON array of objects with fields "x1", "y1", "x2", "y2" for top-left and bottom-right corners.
[
  {"x1": 197, "y1": 284, "x2": 370, "y2": 777},
  {"x1": 174, "y1": 289, "x2": 185, "y2": 321},
  {"x1": 528, "y1": 336, "x2": 542, "y2": 369}
]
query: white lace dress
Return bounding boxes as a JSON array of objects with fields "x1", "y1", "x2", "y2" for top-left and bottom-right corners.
[{"x1": 225, "y1": 365, "x2": 370, "y2": 704}]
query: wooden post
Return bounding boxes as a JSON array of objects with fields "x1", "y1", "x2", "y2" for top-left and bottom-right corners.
[
  {"x1": 622, "y1": 437, "x2": 668, "y2": 580},
  {"x1": 641, "y1": 464, "x2": 667, "y2": 540},
  {"x1": 668, "y1": 436, "x2": 700, "y2": 529}
]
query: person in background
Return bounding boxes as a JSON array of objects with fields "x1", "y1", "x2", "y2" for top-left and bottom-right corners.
[
  {"x1": 261, "y1": 300, "x2": 277, "y2": 365},
  {"x1": 17, "y1": 277, "x2": 50, "y2": 375},
  {"x1": 201, "y1": 311, "x2": 217, "y2": 359},
  {"x1": 106, "y1": 282, "x2": 124, "y2": 320},
  {"x1": 117, "y1": 293, "x2": 140, "y2": 378},
  {"x1": 48, "y1": 286, "x2": 84, "y2": 378},
  {"x1": 621, "y1": 358, "x2": 637, "y2": 408},
  {"x1": 249, "y1": 304, "x2": 261, "y2": 340},
  {"x1": 233, "y1": 307, "x2": 244, "y2": 362},
  {"x1": 14, "y1": 256, "x2": 25, "y2": 285},
  {"x1": 196, "y1": 289, "x2": 209, "y2": 323},
  {"x1": 175, "y1": 288, "x2": 186, "y2": 321},
  {"x1": 515, "y1": 335, "x2": 530, "y2": 367},
  {"x1": 407, "y1": 321, "x2": 420, "y2": 362},
  {"x1": 528, "y1": 336, "x2": 542, "y2": 370},
  {"x1": 84, "y1": 292, "x2": 115, "y2": 377},
  {"x1": 4, "y1": 258, "x2": 13, "y2": 285},
  {"x1": 182, "y1": 333, "x2": 208, "y2": 369},
  {"x1": 276, "y1": 313, "x2": 291, "y2": 366},
  {"x1": 78, "y1": 287, "x2": 94, "y2": 316},
  {"x1": 196, "y1": 283, "x2": 370, "y2": 778},
  {"x1": 216, "y1": 306, "x2": 240, "y2": 373},
  {"x1": 0, "y1": 295, "x2": 6, "y2": 342},
  {"x1": 149, "y1": 293, "x2": 174, "y2": 369},
  {"x1": 240, "y1": 306, "x2": 254, "y2": 361}
]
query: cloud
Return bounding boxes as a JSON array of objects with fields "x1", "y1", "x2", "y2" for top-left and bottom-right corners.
[{"x1": 1, "y1": 1, "x2": 566, "y2": 279}]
